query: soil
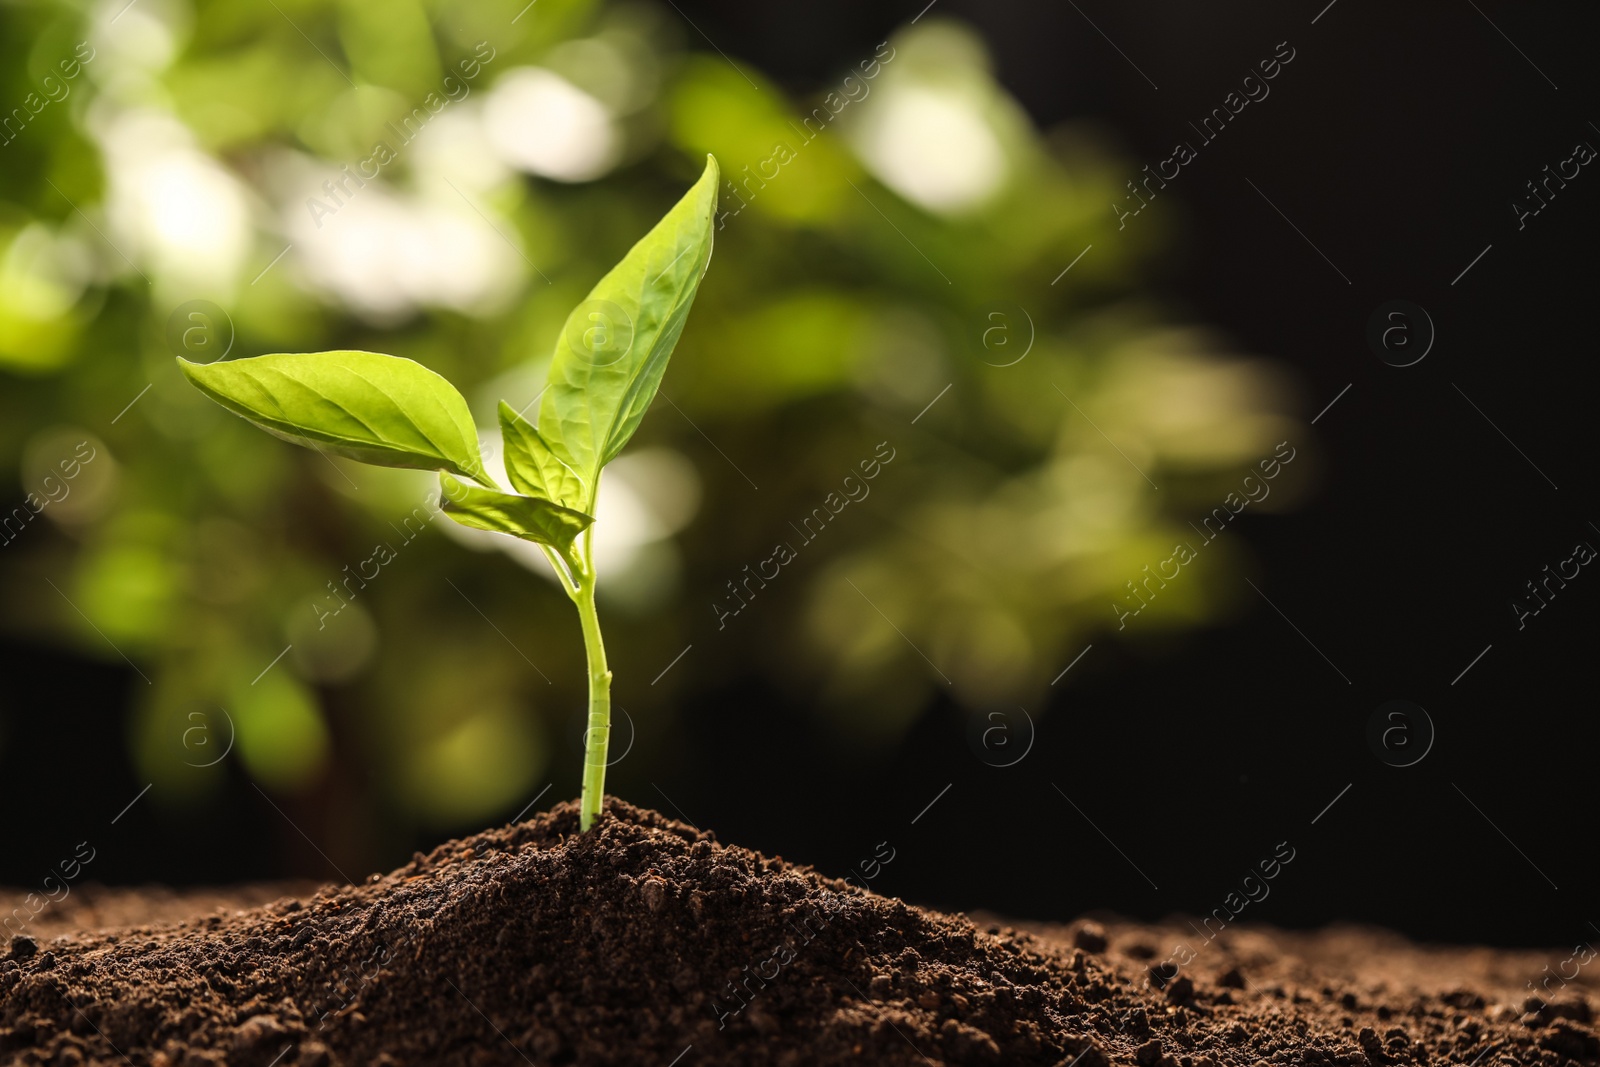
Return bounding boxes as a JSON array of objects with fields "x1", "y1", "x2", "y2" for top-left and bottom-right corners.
[{"x1": 2, "y1": 800, "x2": 1595, "y2": 1066}]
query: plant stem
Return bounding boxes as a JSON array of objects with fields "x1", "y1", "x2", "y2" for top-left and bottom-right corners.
[{"x1": 574, "y1": 574, "x2": 612, "y2": 831}]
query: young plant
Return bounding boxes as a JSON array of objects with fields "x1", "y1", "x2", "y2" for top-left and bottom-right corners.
[{"x1": 177, "y1": 157, "x2": 719, "y2": 831}]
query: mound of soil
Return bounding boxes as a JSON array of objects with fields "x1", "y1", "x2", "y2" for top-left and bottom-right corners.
[{"x1": 2, "y1": 800, "x2": 1595, "y2": 1066}]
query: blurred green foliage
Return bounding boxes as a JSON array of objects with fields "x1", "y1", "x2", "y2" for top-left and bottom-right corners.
[{"x1": 0, "y1": 0, "x2": 1301, "y2": 831}]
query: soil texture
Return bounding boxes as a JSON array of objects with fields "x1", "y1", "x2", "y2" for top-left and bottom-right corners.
[{"x1": 2, "y1": 800, "x2": 1595, "y2": 1066}]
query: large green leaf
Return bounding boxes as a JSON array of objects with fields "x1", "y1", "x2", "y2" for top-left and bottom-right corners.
[
  {"x1": 499, "y1": 401, "x2": 585, "y2": 510},
  {"x1": 539, "y1": 155, "x2": 719, "y2": 510},
  {"x1": 179, "y1": 350, "x2": 485, "y2": 482},
  {"x1": 438, "y1": 474, "x2": 594, "y2": 554}
]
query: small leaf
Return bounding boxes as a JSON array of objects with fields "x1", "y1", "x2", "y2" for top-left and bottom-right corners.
[
  {"x1": 178, "y1": 350, "x2": 485, "y2": 482},
  {"x1": 499, "y1": 401, "x2": 585, "y2": 510},
  {"x1": 438, "y1": 474, "x2": 594, "y2": 553},
  {"x1": 539, "y1": 155, "x2": 719, "y2": 510}
]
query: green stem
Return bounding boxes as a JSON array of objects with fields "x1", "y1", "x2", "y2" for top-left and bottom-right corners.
[{"x1": 574, "y1": 574, "x2": 612, "y2": 831}]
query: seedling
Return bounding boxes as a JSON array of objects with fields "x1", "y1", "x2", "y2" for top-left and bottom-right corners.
[{"x1": 178, "y1": 157, "x2": 720, "y2": 831}]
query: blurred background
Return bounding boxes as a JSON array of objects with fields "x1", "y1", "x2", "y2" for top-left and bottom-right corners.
[{"x1": 2, "y1": 0, "x2": 1596, "y2": 949}]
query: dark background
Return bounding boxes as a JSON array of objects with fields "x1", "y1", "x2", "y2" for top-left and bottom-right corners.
[{"x1": 4, "y1": 0, "x2": 1595, "y2": 949}]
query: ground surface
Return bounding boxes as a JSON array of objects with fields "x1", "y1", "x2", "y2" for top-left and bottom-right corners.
[{"x1": 2, "y1": 801, "x2": 1595, "y2": 1066}]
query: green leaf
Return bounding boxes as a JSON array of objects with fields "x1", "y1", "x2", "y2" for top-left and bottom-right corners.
[
  {"x1": 438, "y1": 474, "x2": 594, "y2": 553},
  {"x1": 539, "y1": 155, "x2": 719, "y2": 510},
  {"x1": 178, "y1": 350, "x2": 485, "y2": 482},
  {"x1": 499, "y1": 401, "x2": 585, "y2": 510}
]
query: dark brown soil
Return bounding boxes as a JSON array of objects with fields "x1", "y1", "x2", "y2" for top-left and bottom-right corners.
[{"x1": 2, "y1": 800, "x2": 1595, "y2": 1066}]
